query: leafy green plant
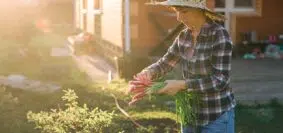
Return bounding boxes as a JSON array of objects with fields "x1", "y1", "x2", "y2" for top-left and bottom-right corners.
[
  {"x1": 146, "y1": 82, "x2": 199, "y2": 126},
  {"x1": 0, "y1": 87, "x2": 18, "y2": 108},
  {"x1": 27, "y1": 89, "x2": 116, "y2": 133},
  {"x1": 136, "y1": 125, "x2": 158, "y2": 133}
]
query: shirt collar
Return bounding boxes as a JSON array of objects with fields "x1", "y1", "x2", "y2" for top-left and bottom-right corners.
[
  {"x1": 199, "y1": 23, "x2": 213, "y2": 36},
  {"x1": 185, "y1": 22, "x2": 213, "y2": 37}
]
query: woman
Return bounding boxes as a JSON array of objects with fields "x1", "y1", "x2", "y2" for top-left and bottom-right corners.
[{"x1": 128, "y1": 0, "x2": 236, "y2": 132}]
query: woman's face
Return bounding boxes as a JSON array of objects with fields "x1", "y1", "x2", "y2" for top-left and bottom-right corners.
[{"x1": 173, "y1": 7, "x2": 204, "y2": 29}]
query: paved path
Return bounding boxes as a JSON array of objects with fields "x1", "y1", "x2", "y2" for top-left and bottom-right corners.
[
  {"x1": 71, "y1": 53, "x2": 283, "y2": 103},
  {"x1": 72, "y1": 54, "x2": 117, "y2": 82},
  {"x1": 231, "y1": 59, "x2": 283, "y2": 103}
]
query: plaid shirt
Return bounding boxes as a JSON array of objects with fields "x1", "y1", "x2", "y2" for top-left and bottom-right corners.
[{"x1": 145, "y1": 22, "x2": 236, "y2": 126}]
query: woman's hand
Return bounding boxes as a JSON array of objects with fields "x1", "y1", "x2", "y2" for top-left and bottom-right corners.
[
  {"x1": 134, "y1": 70, "x2": 152, "y2": 85},
  {"x1": 157, "y1": 80, "x2": 187, "y2": 96},
  {"x1": 127, "y1": 70, "x2": 152, "y2": 94}
]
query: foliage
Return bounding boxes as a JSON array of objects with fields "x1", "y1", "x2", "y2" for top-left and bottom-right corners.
[
  {"x1": 0, "y1": 26, "x2": 282, "y2": 133},
  {"x1": 136, "y1": 125, "x2": 158, "y2": 133},
  {"x1": 146, "y1": 81, "x2": 199, "y2": 126},
  {"x1": 0, "y1": 87, "x2": 18, "y2": 108},
  {"x1": 27, "y1": 89, "x2": 116, "y2": 133},
  {"x1": 175, "y1": 91, "x2": 200, "y2": 126}
]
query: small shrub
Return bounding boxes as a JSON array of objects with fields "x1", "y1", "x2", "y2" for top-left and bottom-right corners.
[
  {"x1": 0, "y1": 87, "x2": 18, "y2": 107},
  {"x1": 136, "y1": 125, "x2": 158, "y2": 133},
  {"x1": 246, "y1": 107, "x2": 274, "y2": 123},
  {"x1": 27, "y1": 89, "x2": 116, "y2": 133}
]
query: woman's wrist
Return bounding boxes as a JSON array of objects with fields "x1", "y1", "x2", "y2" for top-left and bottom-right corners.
[{"x1": 181, "y1": 80, "x2": 186, "y2": 90}]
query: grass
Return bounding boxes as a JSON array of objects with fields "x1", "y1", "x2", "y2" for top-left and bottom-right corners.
[
  {"x1": 0, "y1": 31, "x2": 88, "y2": 85},
  {"x1": 0, "y1": 28, "x2": 282, "y2": 133},
  {"x1": 235, "y1": 99, "x2": 283, "y2": 133},
  {"x1": 2, "y1": 81, "x2": 283, "y2": 133}
]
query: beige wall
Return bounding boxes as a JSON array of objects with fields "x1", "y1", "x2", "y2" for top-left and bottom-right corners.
[
  {"x1": 101, "y1": 0, "x2": 123, "y2": 48},
  {"x1": 130, "y1": 0, "x2": 180, "y2": 56},
  {"x1": 0, "y1": 1, "x2": 38, "y2": 37},
  {"x1": 0, "y1": 0, "x2": 73, "y2": 38},
  {"x1": 75, "y1": 0, "x2": 123, "y2": 48},
  {"x1": 74, "y1": 0, "x2": 216, "y2": 57},
  {"x1": 130, "y1": 0, "x2": 215, "y2": 56},
  {"x1": 235, "y1": 0, "x2": 283, "y2": 43}
]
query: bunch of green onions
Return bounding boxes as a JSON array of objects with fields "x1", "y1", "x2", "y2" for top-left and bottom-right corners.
[{"x1": 146, "y1": 82, "x2": 199, "y2": 126}]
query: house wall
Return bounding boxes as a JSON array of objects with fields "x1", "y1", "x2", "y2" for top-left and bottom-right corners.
[
  {"x1": 97, "y1": 0, "x2": 124, "y2": 63},
  {"x1": 235, "y1": 0, "x2": 283, "y2": 43},
  {"x1": 74, "y1": 0, "x2": 216, "y2": 57},
  {"x1": 130, "y1": 0, "x2": 178, "y2": 56},
  {"x1": 75, "y1": 0, "x2": 124, "y2": 64},
  {"x1": 0, "y1": 0, "x2": 73, "y2": 40},
  {"x1": 75, "y1": 0, "x2": 124, "y2": 46},
  {"x1": 130, "y1": 0, "x2": 215, "y2": 56},
  {"x1": 0, "y1": 1, "x2": 38, "y2": 39},
  {"x1": 42, "y1": 2, "x2": 74, "y2": 25},
  {"x1": 100, "y1": 0, "x2": 123, "y2": 48}
]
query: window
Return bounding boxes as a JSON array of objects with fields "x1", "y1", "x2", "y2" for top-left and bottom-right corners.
[
  {"x1": 94, "y1": 0, "x2": 102, "y2": 10},
  {"x1": 215, "y1": 0, "x2": 225, "y2": 8},
  {"x1": 234, "y1": 0, "x2": 254, "y2": 8},
  {"x1": 83, "y1": 14, "x2": 87, "y2": 30},
  {"x1": 94, "y1": 15, "x2": 101, "y2": 36},
  {"x1": 83, "y1": 0, "x2": 87, "y2": 9},
  {"x1": 214, "y1": 0, "x2": 257, "y2": 33},
  {"x1": 131, "y1": 1, "x2": 139, "y2": 16},
  {"x1": 93, "y1": 0, "x2": 102, "y2": 35}
]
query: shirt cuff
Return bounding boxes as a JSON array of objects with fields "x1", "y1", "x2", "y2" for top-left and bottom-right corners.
[
  {"x1": 142, "y1": 68, "x2": 156, "y2": 80},
  {"x1": 185, "y1": 79, "x2": 194, "y2": 91}
]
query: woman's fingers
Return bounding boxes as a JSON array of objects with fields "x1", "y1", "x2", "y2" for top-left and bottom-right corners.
[
  {"x1": 157, "y1": 81, "x2": 168, "y2": 94},
  {"x1": 157, "y1": 87, "x2": 177, "y2": 96},
  {"x1": 135, "y1": 71, "x2": 152, "y2": 84},
  {"x1": 166, "y1": 90, "x2": 176, "y2": 96},
  {"x1": 157, "y1": 87, "x2": 167, "y2": 94},
  {"x1": 145, "y1": 71, "x2": 152, "y2": 81}
]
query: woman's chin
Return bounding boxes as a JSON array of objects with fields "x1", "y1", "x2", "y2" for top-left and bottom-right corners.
[{"x1": 184, "y1": 24, "x2": 192, "y2": 29}]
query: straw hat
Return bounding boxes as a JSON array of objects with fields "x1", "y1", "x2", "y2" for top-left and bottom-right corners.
[{"x1": 146, "y1": 0, "x2": 225, "y2": 21}]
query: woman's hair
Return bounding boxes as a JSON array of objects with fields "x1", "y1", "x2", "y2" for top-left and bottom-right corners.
[{"x1": 204, "y1": 11, "x2": 225, "y2": 22}]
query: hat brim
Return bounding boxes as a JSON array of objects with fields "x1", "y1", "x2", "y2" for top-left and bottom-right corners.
[
  {"x1": 146, "y1": 1, "x2": 225, "y2": 21},
  {"x1": 146, "y1": 1, "x2": 202, "y2": 7}
]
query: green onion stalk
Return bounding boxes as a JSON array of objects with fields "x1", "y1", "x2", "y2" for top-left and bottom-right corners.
[{"x1": 146, "y1": 81, "x2": 200, "y2": 126}]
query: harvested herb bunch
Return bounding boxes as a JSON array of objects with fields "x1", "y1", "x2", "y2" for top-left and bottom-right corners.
[{"x1": 146, "y1": 81, "x2": 199, "y2": 126}]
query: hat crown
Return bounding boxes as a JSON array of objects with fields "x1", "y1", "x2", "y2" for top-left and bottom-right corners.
[
  {"x1": 168, "y1": 0, "x2": 206, "y2": 4},
  {"x1": 152, "y1": 0, "x2": 207, "y2": 8},
  {"x1": 148, "y1": 0, "x2": 225, "y2": 22}
]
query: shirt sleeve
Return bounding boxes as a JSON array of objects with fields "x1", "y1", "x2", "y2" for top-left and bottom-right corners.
[
  {"x1": 186, "y1": 28, "x2": 233, "y2": 93},
  {"x1": 144, "y1": 34, "x2": 182, "y2": 80}
]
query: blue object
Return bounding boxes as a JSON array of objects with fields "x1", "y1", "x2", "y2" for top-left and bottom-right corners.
[
  {"x1": 181, "y1": 109, "x2": 235, "y2": 133},
  {"x1": 243, "y1": 53, "x2": 256, "y2": 59}
]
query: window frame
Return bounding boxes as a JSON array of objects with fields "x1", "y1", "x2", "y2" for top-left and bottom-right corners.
[
  {"x1": 215, "y1": 0, "x2": 226, "y2": 8},
  {"x1": 214, "y1": 0, "x2": 257, "y2": 32},
  {"x1": 215, "y1": 0, "x2": 256, "y2": 12},
  {"x1": 93, "y1": 0, "x2": 103, "y2": 15},
  {"x1": 234, "y1": 0, "x2": 255, "y2": 9}
]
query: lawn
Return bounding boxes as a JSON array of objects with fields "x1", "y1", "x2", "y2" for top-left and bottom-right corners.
[
  {"x1": 0, "y1": 29, "x2": 282, "y2": 133},
  {"x1": 2, "y1": 81, "x2": 283, "y2": 133}
]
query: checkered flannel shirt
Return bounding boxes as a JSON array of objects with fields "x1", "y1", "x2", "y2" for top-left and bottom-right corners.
[{"x1": 145, "y1": 22, "x2": 236, "y2": 126}]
